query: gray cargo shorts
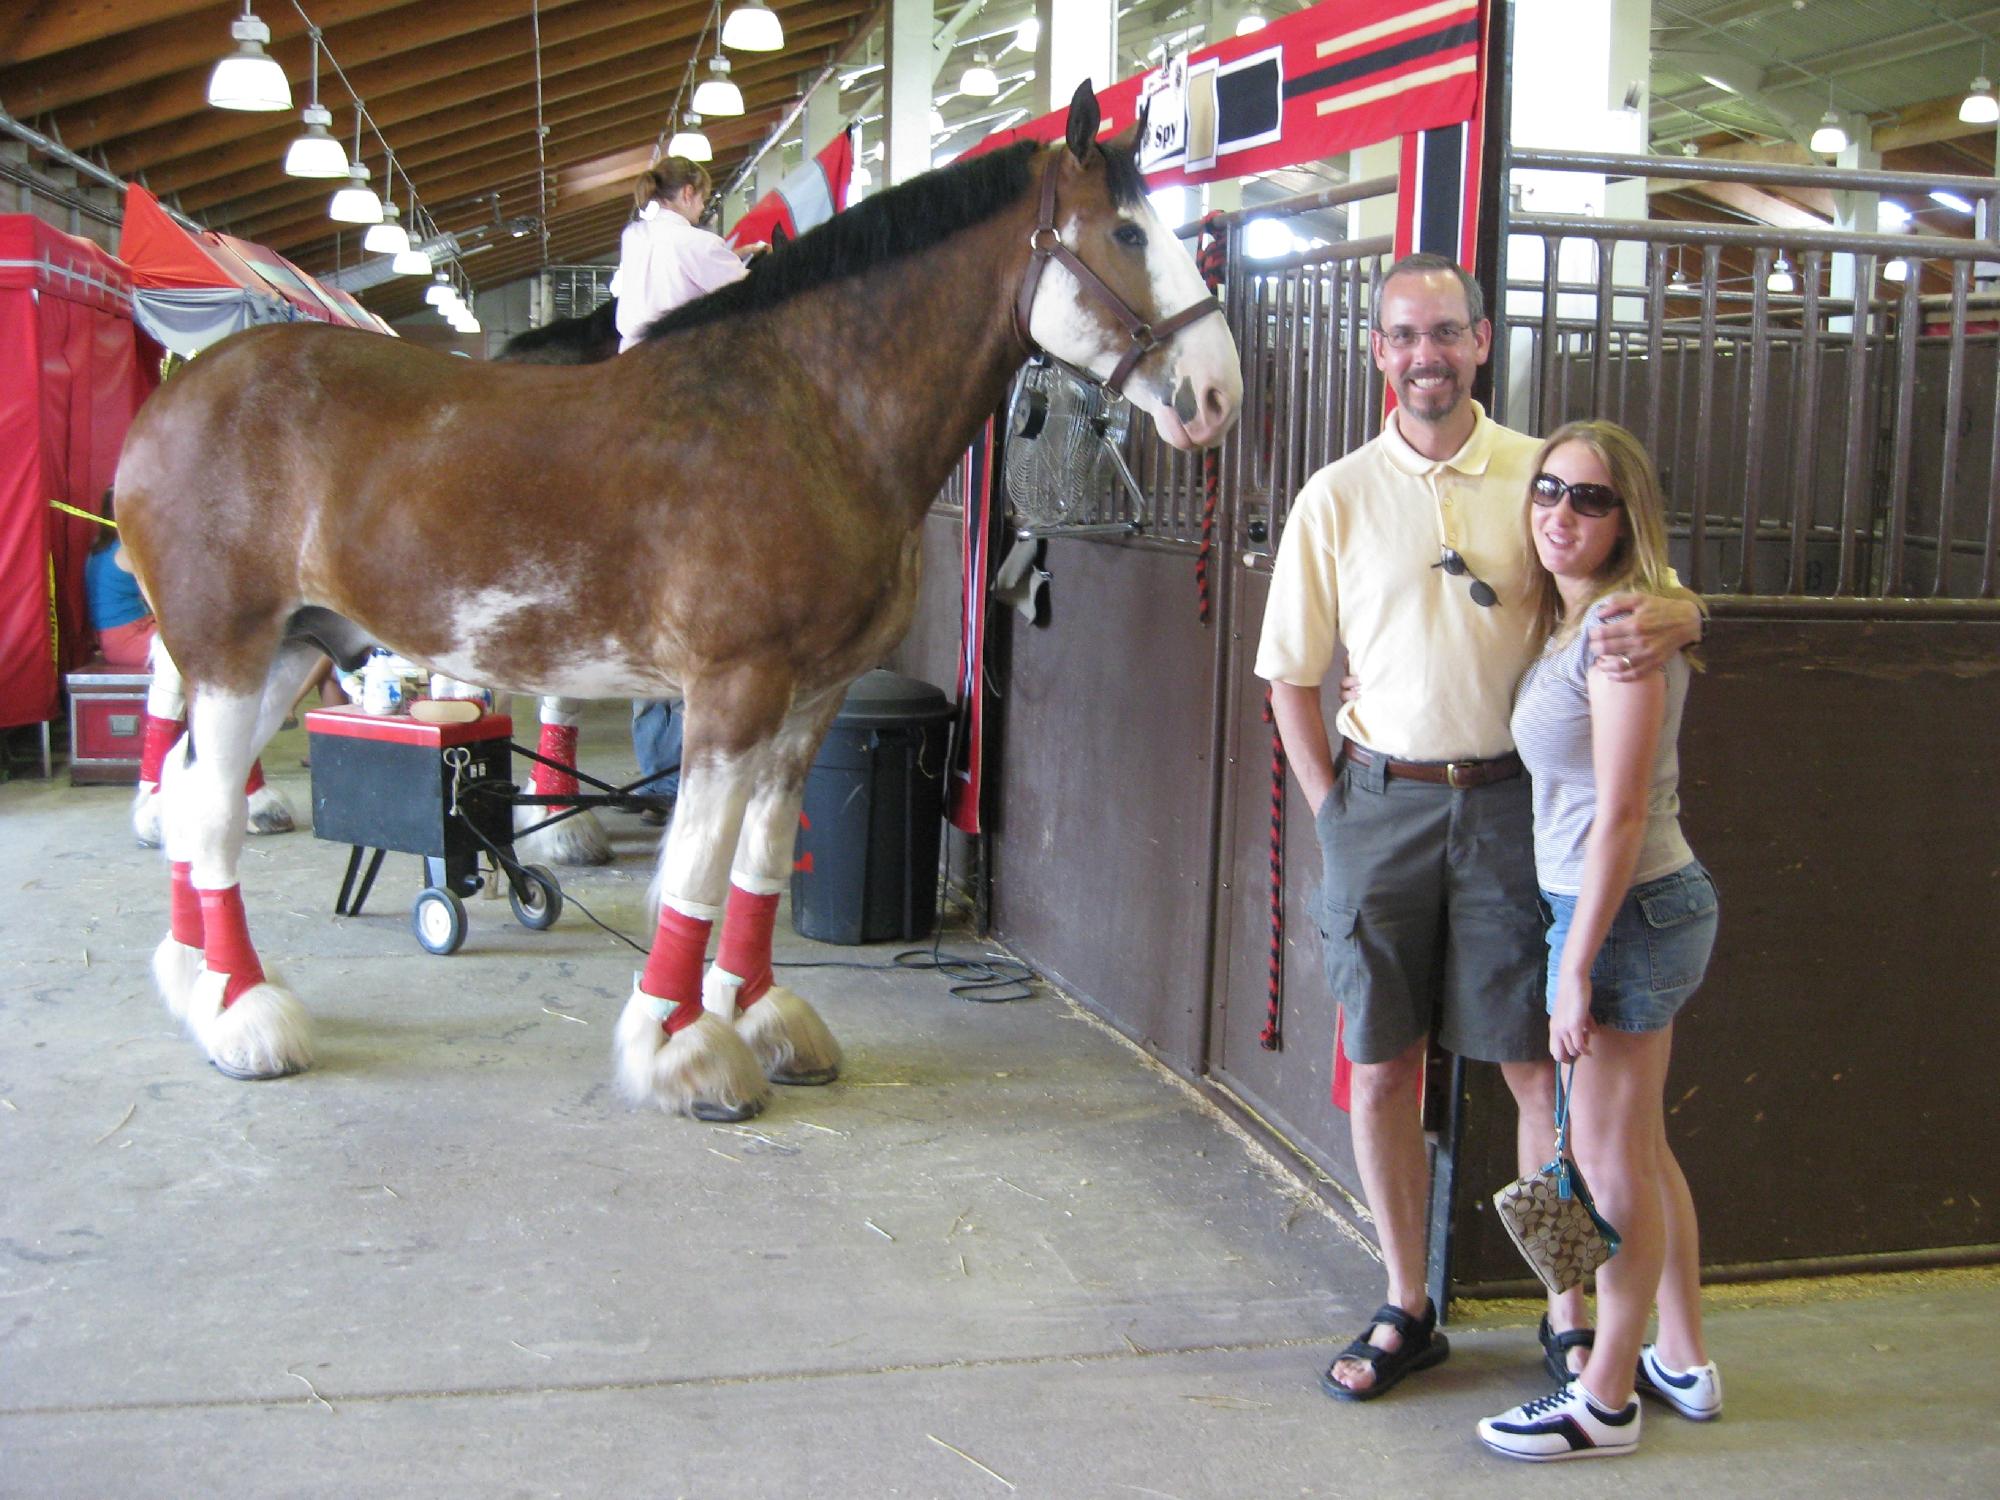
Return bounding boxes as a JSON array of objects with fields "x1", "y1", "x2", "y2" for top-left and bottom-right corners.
[{"x1": 1313, "y1": 751, "x2": 1547, "y2": 1065}]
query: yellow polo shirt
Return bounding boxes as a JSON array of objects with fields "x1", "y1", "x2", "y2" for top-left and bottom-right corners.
[{"x1": 1254, "y1": 402, "x2": 1542, "y2": 761}]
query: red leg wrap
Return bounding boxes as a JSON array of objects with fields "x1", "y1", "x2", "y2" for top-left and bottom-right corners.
[
  {"x1": 198, "y1": 886, "x2": 266, "y2": 1010},
  {"x1": 243, "y1": 760, "x2": 266, "y2": 796},
  {"x1": 717, "y1": 885, "x2": 780, "y2": 1009},
  {"x1": 534, "y1": 723, "x2": 580, "y2": 801},
  {"x1": 169, "y1": 862, "x2": 205, "y2": 949},
  {"x1": 139, "y1": 714, "x2": 182, "y2": 788},
  {"x1": 640, "y1": 907, "x2": 711, "y2": 1033}
]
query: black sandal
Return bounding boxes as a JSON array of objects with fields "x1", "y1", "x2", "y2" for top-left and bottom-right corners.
[
  {"x1": 1318, "y1": 1300, "x2": 1450, "y2": 1402},
  {"x1": 1538, "y1": 1312, "x2": 1595, "y2": 1384}
]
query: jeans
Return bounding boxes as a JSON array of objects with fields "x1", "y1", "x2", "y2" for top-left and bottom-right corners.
[{"x1": 631, "y1": 699, "x2": 682, "y2": 798}]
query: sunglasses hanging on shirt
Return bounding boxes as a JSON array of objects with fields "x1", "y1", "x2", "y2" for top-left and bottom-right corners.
[
  {"x1": 1435, "y1": 546, "x2": 1498, "y2": 607},
  {"x1": 1531, "y1": 472, "x2": 1624, "y2": 518}
]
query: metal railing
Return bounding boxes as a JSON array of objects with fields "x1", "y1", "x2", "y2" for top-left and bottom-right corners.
[{"x1": 1499, "y1": 149, "x2": 2000, "y2": 599}]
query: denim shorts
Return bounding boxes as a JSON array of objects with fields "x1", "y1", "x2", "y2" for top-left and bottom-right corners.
[{"x1": 1543, "y1": 863, "x2": 1718, "y2": 1033}]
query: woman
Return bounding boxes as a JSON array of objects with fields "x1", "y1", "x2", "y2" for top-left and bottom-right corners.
[
  {"x1": 614, "y1": 156, "x2": 757, "y2": 813},
  {"x1": 1477, "y1": 420, "x2": 1721, "y2": 1462},
  {"x1": 84, "y1": 501, "x2": 155, "y2": 668},
  {"x1": 613, "y1": 156, "x2": 750, "y2": 352}
]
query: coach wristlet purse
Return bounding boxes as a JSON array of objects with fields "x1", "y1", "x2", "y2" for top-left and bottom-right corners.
[{"x1": 1492, "y1": 1063, "x2": 1622, "y2": 1295}]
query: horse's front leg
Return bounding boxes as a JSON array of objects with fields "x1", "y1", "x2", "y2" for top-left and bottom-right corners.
[
  {"x1": 710, "y1": 694, "x2": 845, "y2": 1085},
  {"x1": 614, "y1": 717, "x2": 771, "y2": 1122}
]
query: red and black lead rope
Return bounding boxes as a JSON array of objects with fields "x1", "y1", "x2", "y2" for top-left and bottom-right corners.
[
  {"x1": 1194, "y1": 214, "x2": 1227, "y2": 628},
  {"x1": 1260, "y1": 688, "x2": 1286, "y2": 1051},
  {"x1": 1191, "y1": 214, "x2": 1286, "y2": 1052}
]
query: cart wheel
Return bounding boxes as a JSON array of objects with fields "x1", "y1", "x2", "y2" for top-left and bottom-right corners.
[
  {"x1": 412, "y1": 887, "x2": 468, "y2": 955},
  {"x1": 509, "y1": 863, "x2": 563, "y2": 931}
]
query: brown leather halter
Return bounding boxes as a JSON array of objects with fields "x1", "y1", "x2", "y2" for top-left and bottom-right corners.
[{"x1": 1012, "y1": 148, "x2": 1224, "y2": 395}]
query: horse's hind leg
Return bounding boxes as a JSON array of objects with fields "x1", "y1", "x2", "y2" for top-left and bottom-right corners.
[
  {"x1": 513, "y1": 697, "x2": 611, "y2": 867},
  {"x1": 615, "y1": 704, "x2": 772, "y2": 1122},
  {"x1": 711, "y1": 693, "x2": 845, "y2": 1086},
  {"x1": 171, "y1": 652, "x2": 318, "y2": 1079}
]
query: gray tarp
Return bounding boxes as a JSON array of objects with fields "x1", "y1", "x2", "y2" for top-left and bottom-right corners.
[{"x1": 131, "y1": 286, "x2": 293, "y2": 358}]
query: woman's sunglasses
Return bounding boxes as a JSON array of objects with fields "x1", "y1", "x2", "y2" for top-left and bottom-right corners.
[{"x1": 1531, "y1": 472, "x2": 1623, "y2": 518}]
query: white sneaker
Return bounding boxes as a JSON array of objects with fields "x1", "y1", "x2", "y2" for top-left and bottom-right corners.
[
  {"x1": 1478, "y1": 1382, "x2": 1641, "y2": 1462},
  {"x1": 1636, "y1": 1344, "x2": 1724, "y2": 1420}
]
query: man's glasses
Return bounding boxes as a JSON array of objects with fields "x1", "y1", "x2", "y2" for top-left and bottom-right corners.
[
  {"x1": 1434, "y1": 546, "x2": 1498, "y2": 607},
  {"x1": 1531, "y1": 472, "x2": 1624, "y2": 518},
  {"x1": 1376, "y1": 322, "x2": 1470, "y2": 349}
]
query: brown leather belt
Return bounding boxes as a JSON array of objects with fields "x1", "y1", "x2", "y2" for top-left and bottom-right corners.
[{"x1": 1339, "y1": 743, "x2": 1523, "y2": 789}]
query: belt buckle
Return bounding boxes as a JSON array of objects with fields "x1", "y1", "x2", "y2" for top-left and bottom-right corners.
[{"x1": 1446, "y1": 761, "x2": 1478, "y2": 789}]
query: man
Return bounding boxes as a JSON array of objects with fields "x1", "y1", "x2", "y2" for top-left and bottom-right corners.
[{"x1": 1256, "y1": 253, "x2": 1699, "y2": 1400}]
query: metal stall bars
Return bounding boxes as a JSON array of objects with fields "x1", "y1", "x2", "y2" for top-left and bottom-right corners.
[{"x1": 1497, "y1": 149, "x2": 2000, "y2": 599}]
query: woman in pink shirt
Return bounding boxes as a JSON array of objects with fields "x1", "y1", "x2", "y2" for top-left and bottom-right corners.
[{"x1": 613, "y1": 157, "x2": 752, "y2": 352}]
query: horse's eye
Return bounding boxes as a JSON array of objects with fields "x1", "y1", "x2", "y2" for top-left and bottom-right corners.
[{"x1": 1113, "y1": 223, "x2": 1147, "y2": 249}]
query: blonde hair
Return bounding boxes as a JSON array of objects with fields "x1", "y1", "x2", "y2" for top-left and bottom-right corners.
[
  {"x1": 632, "y1": 156, "x2": 712, "y2": 212},
  {"x1": 1524, "y1": 420, "x2": 1706, "y2": 662}
]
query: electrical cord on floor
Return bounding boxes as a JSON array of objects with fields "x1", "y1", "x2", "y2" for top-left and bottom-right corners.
[{"x1": 453, "y1": 777, "x2": 1036, "y2": 1000}]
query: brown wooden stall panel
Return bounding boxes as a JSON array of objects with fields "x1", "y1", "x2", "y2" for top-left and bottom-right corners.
[
  {"x1": 1206, "y1": 565, "x2": 1363, "y2": 1202},
  {"x1": 979, "y1": 538, "x2": 1221, "y2": 1071},
  {"x1": 887, "y1": 511, "x2": 965, "y2": 695},
  {"x1": 1449, "y1": 610, "x2": 2000, "y2": 1292}
]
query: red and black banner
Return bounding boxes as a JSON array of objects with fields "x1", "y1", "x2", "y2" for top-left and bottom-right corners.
[{"x1": 965, "y1": 0, "x2": 1479, "y2": 192}]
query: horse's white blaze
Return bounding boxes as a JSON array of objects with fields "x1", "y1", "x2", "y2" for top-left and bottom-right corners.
[{"x1": 1027, "y1": 204, "x2": 1243, "y2": 451}]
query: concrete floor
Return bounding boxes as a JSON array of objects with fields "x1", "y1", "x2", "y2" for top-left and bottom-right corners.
[{"x1": 3, "y1": 707, "x2": 1996, "y2": 1498}]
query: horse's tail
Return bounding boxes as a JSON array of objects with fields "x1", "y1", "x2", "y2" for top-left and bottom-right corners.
[{"x1": 495, "y1": 300, "x2": 620, "y2": 365}]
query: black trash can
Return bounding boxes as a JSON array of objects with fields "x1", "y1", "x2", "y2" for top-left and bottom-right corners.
[{"x1": 792, "y1": 670, "x2": 955, "y2": 945}]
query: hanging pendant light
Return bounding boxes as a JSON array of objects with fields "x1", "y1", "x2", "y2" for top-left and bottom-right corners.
[
  {"x1": 1962, "y1": 47, "x2": 2000, "y2": 124},
  {"x1": 668, "y1": 113, "x2": 713, "y2": 162},
  {"x1": 424, "y1": 273, "x2": 457, "y2": 307},
  {"x1": 363, "y1": 200, "x2": 410, "y2": 255},
  {"x1": 328, "y1": 117, "x2": 382, "y2": 223},
  {"x1": 960, "y1": 51, "x2": 999, "y2": 98},
  {"x1": 207, "y1": 3, "x2": 292, "y2": 112},
  {"x1": 1767, "y1": 255, "x2": 1796, "y2": 294},
  {"x1": 721, "y1": 1, "x2": 784, "y2": 52},
  {"x1": 1883, "y1": 259, "x2": 1910, "y2": 283},
  {"x1": 329, "y1": 162, "x2": 383, "y2": 223},
  {"x1": 693, "y1": 55, "x2": 744, "y2": 116},
  {"x1": 1808, "y1": 85, "x2": 1848, "y2": 155},
  {"x1": 283, "y1": 33, "x2": 347, "y2": 177},
  {"x1": 394, "y1": 190, "x2": 433, "y2": 274},
  {"x1": 284, "y1": 104, "x2": 348, "y2": 178}
]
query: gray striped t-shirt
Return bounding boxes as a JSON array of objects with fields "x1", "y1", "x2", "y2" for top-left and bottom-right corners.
[{"x1": 1510, "y1": 600, "x2": 1694, "y2": 895}]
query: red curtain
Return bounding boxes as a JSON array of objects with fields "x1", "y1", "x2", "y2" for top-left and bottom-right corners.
[{"x1": 0, "y1": 221, "x2": 150, "y2": 731}]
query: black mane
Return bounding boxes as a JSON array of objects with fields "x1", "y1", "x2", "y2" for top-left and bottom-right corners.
[{"x1": 645, "y1": 136, "x2": 1145, "y2": 342}]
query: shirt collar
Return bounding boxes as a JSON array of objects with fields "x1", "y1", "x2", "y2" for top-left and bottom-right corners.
[{"x1": 1380, "y1": 400, "x2": 1496, "y2": 478}]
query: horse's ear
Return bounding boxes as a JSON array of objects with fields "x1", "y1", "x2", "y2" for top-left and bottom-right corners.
[{"x1": 1064, "y1": 79, "x2": 1101, "y2": 162}]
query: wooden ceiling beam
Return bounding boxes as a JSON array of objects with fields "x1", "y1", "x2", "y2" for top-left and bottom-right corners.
[
  {"x1": 250, "y1": 108, "x2": 787, "y2": 253},
  {"x1": 62, "y1": 0, "x2": 691, "y2": 155},
  {"x1": 162, "y1": 36, "x2": 840, "y2": 210},
  {"x1": 0, "y1": 0, "x2": 416, "y2": 120},
  {"x1": 4, "y1": 0, "x2": 231, "y2": 71}
]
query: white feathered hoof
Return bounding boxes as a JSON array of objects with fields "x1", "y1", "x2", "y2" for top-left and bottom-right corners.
[
  {"x1": 513, "y1": 802, "x2": 611, "y2": 867},
  {"x1": 131, "y1": 784, "x2": 163, "y2": 848},
  {"x1": 184, "y1": 969, "x2": 313, "y2": 1080},
  {"x1": 245, "y1": 783, "x2": 297, "y2": 836},
  {"x1": 615, "y1": 986, "x2": 770, "y2": 1122},
  {"x1": 151, "y1": 934, "x2": 204, "y2": 1021},
  {"x1": 737, "y1": 986, "x2": 842, "y2": 1086}
]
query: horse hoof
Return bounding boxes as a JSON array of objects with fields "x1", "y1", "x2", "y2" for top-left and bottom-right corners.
[
  {"x1": 513, "y1": 804, "x2": 611, "y2": 867},
  {"x1": 210, "y1": 1055, "x2": 305, "y2": 1082},
  {"x1": 769, "y1": 1065, "x2": 839, "y2": 1087},
  {"x1": 735, "y1": 986, "x2": 843, "y2": 1084},
  {"x1": 246, "y1": 784, "x2": 297, "y2": 835},
  {"x1": 186, "y1": 971, "x2": 315, "y2": 1080},
  {"x1": 615, "y1": 995, "x2": 772, "y2": 1119},
  {"x1": 691, "y1": 1097, "x2": 765, "y2": 1123}
]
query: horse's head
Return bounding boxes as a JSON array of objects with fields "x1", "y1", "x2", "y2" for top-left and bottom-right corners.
[{"x1": 1020, "y1": 82, "x2": 1243, "y2": 452}]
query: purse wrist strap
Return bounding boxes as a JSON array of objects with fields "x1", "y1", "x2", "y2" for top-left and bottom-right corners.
[{"x1": 1552, "y1": 1062, "x2": 1575, "y2": 1158}]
